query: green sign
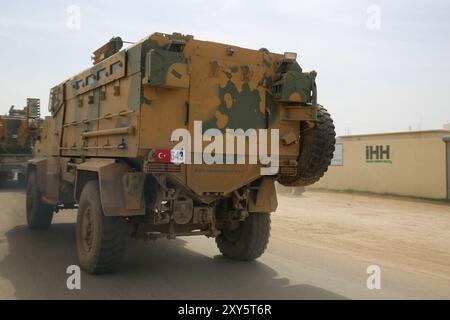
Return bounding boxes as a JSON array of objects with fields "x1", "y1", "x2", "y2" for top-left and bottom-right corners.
[{"x1": 366, "y1": 145, "x2": 391, "y2": 164}]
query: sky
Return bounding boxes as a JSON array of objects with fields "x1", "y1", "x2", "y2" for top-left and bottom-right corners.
[{"x1": 0, "y1": 0, "x2": 449, "y2": 135}]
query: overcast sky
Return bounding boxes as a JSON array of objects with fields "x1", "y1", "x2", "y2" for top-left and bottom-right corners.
[{"x1": 1, "y1": 0, "x2": 449, "y2": 135}]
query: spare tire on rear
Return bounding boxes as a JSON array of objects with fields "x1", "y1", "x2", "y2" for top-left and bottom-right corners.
[{"x1": 279, "y1": 105, "x2": 336, "y2": 187}]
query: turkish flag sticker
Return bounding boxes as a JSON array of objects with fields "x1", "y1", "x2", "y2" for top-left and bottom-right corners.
[{"x1": 154, "y1": 149, "x2": 171, "y2": 163}]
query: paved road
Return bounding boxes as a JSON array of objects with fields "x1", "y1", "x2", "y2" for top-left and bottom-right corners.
[{"x1": 0, "y1": 187, "x2": 449, "y2": 299}]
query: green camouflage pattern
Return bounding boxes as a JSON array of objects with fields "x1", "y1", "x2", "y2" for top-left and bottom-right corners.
[{"x1": 41, "y1": 32, "x2": 320, "y2": 197}]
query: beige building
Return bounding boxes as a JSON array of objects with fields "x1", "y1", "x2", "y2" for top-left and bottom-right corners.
[{"x1": 311, "y1": 130, "x2": 450, "y2": 200}]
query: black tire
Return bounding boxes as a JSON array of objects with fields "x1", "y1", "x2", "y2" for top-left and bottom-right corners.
[
  {"x1": 279, "y1": 105, "x2": 336, "y2": 186},
  {"x1": 216, "y1": 213, "x2": 271, "y2": 261},
  {"x1": 26, "y1": 171, "x2": 53, "y2": 230},
  {"x1": 76, "y1": 180, "x2": 128, "y2": 274}
]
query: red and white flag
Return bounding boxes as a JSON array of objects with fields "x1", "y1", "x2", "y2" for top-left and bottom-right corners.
[{"x1": 154, "y1": 149, "x2": 171, "y2": 163}]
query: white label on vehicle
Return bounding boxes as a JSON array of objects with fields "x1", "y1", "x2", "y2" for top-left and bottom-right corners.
[{"x1": 171, "y1": 149, "x2": 185, "y2": 164}]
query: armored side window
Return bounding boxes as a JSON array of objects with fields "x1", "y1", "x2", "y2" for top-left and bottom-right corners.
[
  {"x1": 110, "y1": 62, "x2": 122, "y2": 75},
  {"x1": 86, "y1": 75, "x2": 95, "y2": 86},
  {"x1": 76, "y1": 80, "x2": 84, "y2": 89},
  {"x1": 49, "y1": 84, "x2": 64, "y2": 116},
  {"x1": 144, "y1": 49, "x2": 189, "y2": 88},
  {"x1": 97, "y1": 68, "x2": 106, "y2": 81}
]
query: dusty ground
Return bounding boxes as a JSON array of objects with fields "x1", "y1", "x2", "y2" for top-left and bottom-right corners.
[{"x1": 0, "y1": 186, "x2": 449, "y2": 299}]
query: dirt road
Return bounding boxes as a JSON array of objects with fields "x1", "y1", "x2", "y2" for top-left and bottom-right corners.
[{"x1": 0, "y1": 187, "x2": 449, "y2": 299}]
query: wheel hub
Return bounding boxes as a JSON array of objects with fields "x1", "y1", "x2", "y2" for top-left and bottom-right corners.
[{"x1": 222, "y1": 224, "x2": 242, "y2": 243}]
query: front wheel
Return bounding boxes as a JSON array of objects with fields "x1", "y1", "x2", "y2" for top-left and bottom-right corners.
[
  {"x1": 26, "y1": 171, "x2": 53, "y2": 230},
  {"x1": 216, "y1": 213, "x2": 271, "y2": 261},
  {"x1": 76, "y1": 180, "x2": 128, "y2": 274}
]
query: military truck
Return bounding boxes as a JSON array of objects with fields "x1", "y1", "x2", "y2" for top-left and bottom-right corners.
[
  {"x1": 27, "y1": 33, "x2": 335, "y2": 274},
  {"x1": 0, "y1": 99, "x2": 41, "y2": 186}
]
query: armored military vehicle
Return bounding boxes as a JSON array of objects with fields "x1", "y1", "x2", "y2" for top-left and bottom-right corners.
[
  {"x1": 27, "y1": 33, "x2": 335, "y2": 274},
  {"x1": 0, "y1": 99, "x2": 41, "y2": 186}
]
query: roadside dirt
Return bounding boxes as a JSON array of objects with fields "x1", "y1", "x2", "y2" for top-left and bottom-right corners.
[
  {"x1": 273, "y1": 190, "x2": 450, "y2": 281},
  {"x1": 0, "y1": 187, "x2": 449, "y2": 299}
]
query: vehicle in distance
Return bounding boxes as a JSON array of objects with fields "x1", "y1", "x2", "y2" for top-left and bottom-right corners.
[{"x1": 0, "y1": 99, "x2": 41, "y2": 186}]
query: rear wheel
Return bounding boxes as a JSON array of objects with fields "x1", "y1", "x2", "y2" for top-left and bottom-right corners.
[
  {"x1": 76, "y1": 180, "x2": 128, "y2": 274},
  {"x1": 26, "y1": 171, "x2": 53, "y2": 230},
  {"x1": 216, "y1": 213, "x2": 271, "y2": 261}
]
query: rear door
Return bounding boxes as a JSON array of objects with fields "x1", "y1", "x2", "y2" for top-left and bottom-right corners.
[{"x1": 186, "y1": 48, "x2": 269, "y2": 195}]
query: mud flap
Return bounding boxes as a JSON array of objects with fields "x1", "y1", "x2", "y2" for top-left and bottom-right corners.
[
  {"x1": 75, "y1": 160, "x2": 146, "y2": 216},
  {"x1": 27, "y1": 158, "x2": 47, "y2": 193},
  {"x1": 248, "y1": 178, "x2": 278, "y2": 213}
]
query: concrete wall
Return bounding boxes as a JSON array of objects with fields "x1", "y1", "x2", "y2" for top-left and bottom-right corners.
[
  {"x1": 311, "y1": 130, "x2": 450, "y2": 200},
  {"x1": 446, "y1": 139, "x2": 450, "y2": 200}
]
